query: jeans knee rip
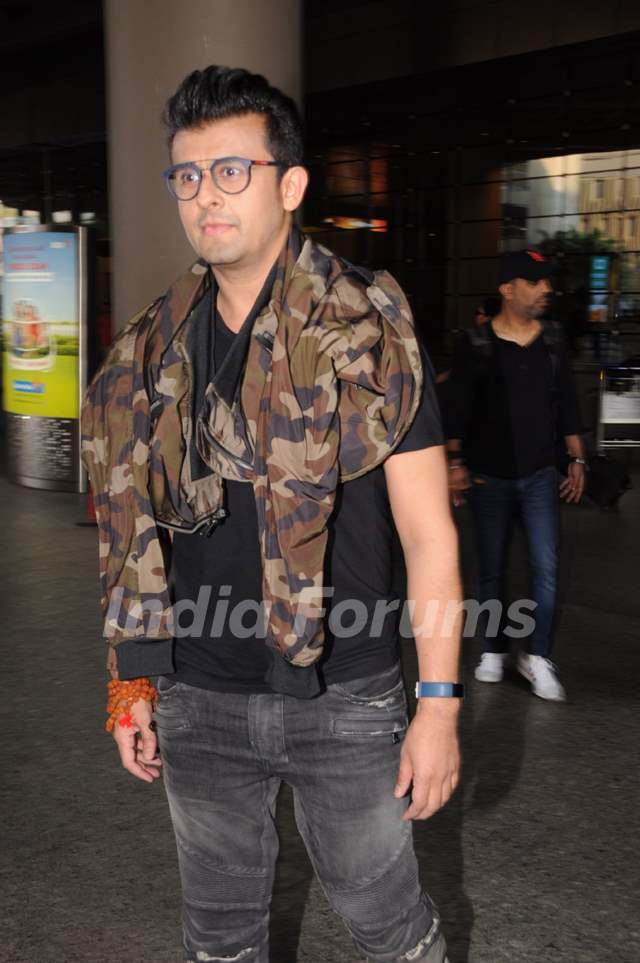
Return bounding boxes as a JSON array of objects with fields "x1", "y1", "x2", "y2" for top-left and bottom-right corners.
[{"x1": 401, "y1": 915, "x2": 442, "y2": 961}]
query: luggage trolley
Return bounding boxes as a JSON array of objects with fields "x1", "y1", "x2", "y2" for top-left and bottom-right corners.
[{"x1": 597, "y1": 366, "x2": 640, "y2": 452}]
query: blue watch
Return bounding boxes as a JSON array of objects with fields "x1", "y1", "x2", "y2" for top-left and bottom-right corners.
[{"x1": 415, "y1": 682, "x2": 465, "y2": 699}]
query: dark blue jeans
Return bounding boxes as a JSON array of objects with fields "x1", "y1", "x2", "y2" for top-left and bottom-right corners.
[
  {"x1": 467, "y1": 465, "x2": 559, "y2": 657},
  {"x1": 153, "y1": 664, "x2": 447, "y2": 963}
]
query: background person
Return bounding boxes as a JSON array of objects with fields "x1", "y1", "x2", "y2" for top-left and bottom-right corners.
[
  {"x1": 445, "y1": 249, "x2": 586, "y2": 701},
  {"x1": 473, "y1": 295, "x2": 501, "y2": 328}
]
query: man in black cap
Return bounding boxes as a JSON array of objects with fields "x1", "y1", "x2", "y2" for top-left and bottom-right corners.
[{"x1": 445, "y1": 249, "x2": 586, "y2": 700}]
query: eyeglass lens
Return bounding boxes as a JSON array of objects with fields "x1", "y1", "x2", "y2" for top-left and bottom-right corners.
[{"x1": 169, "y1": 159, "x2": 251, "y2": 199}]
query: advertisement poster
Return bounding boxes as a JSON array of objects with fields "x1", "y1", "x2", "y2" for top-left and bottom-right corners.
[{"x1": 2, "y1": 231, "x2": 79, "y2": 418}]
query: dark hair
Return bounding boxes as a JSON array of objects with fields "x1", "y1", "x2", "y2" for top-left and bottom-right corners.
[
  {"x1": 162, "y1": 65, "x2": 304, "y2": 169},
  {"x1": 480, "y1": 296, "x2": 501, "y2": 318}
]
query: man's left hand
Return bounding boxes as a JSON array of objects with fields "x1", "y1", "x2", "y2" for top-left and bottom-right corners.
[
  {"x1": 394, "y1": 707, "x2": 461, "y2": 820},
  {"x1": 559, "y1": 461, "x2": 586, "y2": 503}
]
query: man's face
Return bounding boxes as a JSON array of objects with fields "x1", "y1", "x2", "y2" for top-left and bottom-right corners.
[
  {"x1": 503, "y1": 277, "x2": 553, "y2": 320},
  {"x1": 170, "y1": 113, "x2": 304, "y2": 269}
]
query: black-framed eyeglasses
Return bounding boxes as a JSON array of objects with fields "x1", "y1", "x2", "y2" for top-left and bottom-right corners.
[{"x1": 162, "y1": 156, "x2": 287, "y2": 201}]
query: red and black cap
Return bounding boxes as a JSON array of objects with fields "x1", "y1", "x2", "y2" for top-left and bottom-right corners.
[{"x1": 499, "y1": 249, "x2": 555, "y2": 284}]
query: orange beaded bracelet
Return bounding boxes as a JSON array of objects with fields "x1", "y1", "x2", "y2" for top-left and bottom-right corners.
[{"x1": 105, "y1": 677, "x2": 157, "y2": 733}]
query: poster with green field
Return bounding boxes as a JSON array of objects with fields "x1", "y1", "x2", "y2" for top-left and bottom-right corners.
[{"x1": 2, "y1": 231, "x2": 79, "y2": 418}]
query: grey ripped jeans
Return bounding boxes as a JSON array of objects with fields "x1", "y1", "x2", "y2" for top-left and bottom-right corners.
[{"x1": 154, "y1": 663, "x2": 448, "y2": 963}]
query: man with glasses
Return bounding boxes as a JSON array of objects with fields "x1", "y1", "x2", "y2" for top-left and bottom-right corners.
[{"x1": 82, "y1": 65, "x2": 462, "y2": 963}]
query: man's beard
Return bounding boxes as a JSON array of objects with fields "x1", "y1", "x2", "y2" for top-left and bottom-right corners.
[{"x1": 526, "y1": 300, "x2": 550, "y2": 320}]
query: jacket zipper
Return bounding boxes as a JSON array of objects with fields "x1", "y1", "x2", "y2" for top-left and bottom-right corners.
[
  {"x1": 156, "y1": 506, "x2": 228, "y2": 536},
  {"x1": 200, "y1": 419, "x2": 255, "y2": 473}
]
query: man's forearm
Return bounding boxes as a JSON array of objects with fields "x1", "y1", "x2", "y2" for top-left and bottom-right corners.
[
  {"x1": 384, "y1": 446, "x2": 464, "y2": 713},
  {"x1": 404, "y1": 536, "x2": 462, "y2": 712},
  {"x1": 565, "y1": 433, "x2": 585, "y2": 459}
]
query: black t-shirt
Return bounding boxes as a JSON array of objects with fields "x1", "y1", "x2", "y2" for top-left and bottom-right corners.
[
  {"x1": 168, "y1": 291, "x2": 444, "y2": 694},
  {"x1": 444, "y1": 323, "x2": 582, "y2": 479},
  {"x1": 495, "y1": 334, "x2": 557, "y2": 478}
]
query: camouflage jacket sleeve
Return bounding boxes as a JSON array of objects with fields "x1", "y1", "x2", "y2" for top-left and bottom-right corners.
[{"x1": 80, "y1": 302, "x2": 175, "y2": 677}]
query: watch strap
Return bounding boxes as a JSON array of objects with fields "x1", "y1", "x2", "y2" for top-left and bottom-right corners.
[{"x1": 415, "y1": 682, "x2": 465, "y2": 699}]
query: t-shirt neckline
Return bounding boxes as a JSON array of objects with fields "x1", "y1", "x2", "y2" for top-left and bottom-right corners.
[{"x1": 489, "y1": 319, "x2": 543, "y2": 350}]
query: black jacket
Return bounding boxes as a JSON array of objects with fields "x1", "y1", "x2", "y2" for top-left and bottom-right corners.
[{"x1": 443, "y1": 321, "x2": 582, "y2": 479}]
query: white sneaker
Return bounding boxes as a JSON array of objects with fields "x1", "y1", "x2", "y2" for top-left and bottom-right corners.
[
  {"x1": 517, "y1": 654, "x2": 566, "y2": 701},
  {"x1": 474, "y1": 652, "x2": 507, "y2": 683}
]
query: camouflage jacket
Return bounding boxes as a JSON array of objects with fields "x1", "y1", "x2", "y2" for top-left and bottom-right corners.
[{"x1": 81, "y1": 229, "x2": 423, "y2": 696}]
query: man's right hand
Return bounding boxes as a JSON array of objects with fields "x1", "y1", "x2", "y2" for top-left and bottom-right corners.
[
  {"x1": 112, "y1": 698, "x2": 162, "y2": 783},
  {"x1": 449, "y1": 465, "x2": 472, "y2": 507}
]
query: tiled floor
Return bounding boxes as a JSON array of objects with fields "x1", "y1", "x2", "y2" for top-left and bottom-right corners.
[{"x1": 1, "y1": 472, "x2": 638, "y2": 963}]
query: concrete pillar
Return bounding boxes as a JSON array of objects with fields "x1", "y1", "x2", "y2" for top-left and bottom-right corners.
[{"x1": 104, "y1": 0, "x2": 302, "y2": 329}]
